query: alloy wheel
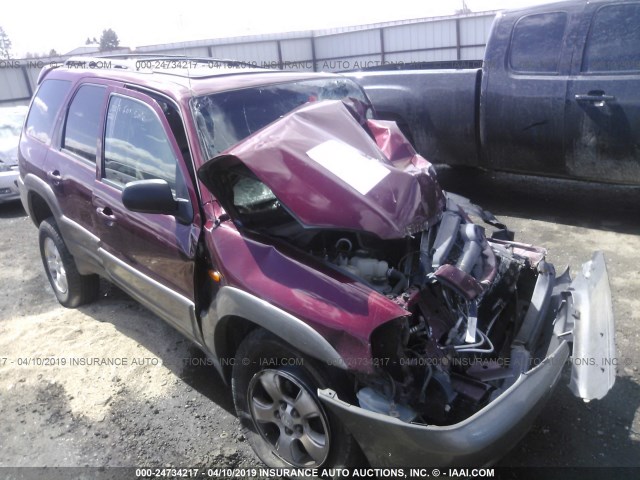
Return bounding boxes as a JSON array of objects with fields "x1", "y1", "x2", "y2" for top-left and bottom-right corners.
[
  {"x1": 43, "y1": 237, "x2": 68, "y2": 294},
  {"x1": 247, "y1": 369, "x2": 330, "y2": 467}
]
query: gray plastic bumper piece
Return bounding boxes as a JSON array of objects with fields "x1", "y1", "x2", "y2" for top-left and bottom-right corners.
[
  {"x1": 567, "y1": 251, "x2": 616, "y2": 401},
  {"x1": 318, "y1": 340, "x2": 570, "y2": 467},
  {"x1": 317, "y1": 252, "x2": 616, "y2": 467}
]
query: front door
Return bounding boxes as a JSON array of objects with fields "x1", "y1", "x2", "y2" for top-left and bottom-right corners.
[{"x1": 92, "y1": 88, "x2": 201, "y2": 339}]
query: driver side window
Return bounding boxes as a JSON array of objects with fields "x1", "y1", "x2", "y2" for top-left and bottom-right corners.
[{"x1": 103, "y1": 95, "x2": 185, "y2": 196}]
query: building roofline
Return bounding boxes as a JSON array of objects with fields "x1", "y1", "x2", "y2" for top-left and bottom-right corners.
[{"x1": 134, "y1": 10, "x2": 498, "y2": 52}]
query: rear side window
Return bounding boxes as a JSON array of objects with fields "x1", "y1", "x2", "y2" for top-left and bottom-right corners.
[
  {"x1": 103, "y1": 95, "x2": 181, "y2": 191},
  {"x1": 62, "y1": 85, "x2": 107, "y2": 162},
  {"x1": 582, "y1": 3, "x2": 640, "y2": 72},
  {"x1": 510, "y1": 12, "x2": 567, "y2": 73},
  {"x1": 25, "y1": 79, "x2": 71, "y2": 143}
]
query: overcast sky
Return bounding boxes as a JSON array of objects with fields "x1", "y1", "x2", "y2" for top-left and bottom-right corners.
[{"x1": 3, "y1": 0, "x2": 556, "y2": 57}]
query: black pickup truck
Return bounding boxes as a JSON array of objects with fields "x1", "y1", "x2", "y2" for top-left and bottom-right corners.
[{"x1": 348, "y1": 0, "x2": 640, "y2": 184}]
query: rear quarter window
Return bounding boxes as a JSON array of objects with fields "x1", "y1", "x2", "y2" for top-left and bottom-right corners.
[
  {"x1": 509, "y1": 12, "x2": 568, "y2": 74},
  {"x1": 25, "y1": 79, "x2": 72, "y2": 143},
  {"x1": 582, "y1": 3, "x2": 640, "y2": 73}
]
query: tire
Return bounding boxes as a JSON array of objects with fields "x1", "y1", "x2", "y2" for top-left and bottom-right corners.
[
  {"x1": 232, "y1": 329, "x2": 361, "y2": 473},
  {"x1": 38, "y1": 217, "x2": 99, "y2": 308}
]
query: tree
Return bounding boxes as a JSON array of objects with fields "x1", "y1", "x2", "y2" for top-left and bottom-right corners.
[
  {"x1": 99, "y1": 29, "x2": 120, "y2": 52},
  {"x1": 0, "y1": 26, "x2": 12, "y2": 59},
  {"x1": 455, "y1": 0, "x2": 471, "y2": 14},
  {"x1": 49, "y1": 49, "x2": 58, "y2": 57}
]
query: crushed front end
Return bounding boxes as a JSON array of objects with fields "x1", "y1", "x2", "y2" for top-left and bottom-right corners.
[
  {"x1": 319, "y1": 194, "x2": 615, "y2": 466},
  {"x1": 317, "y1": 195, "x2": 615, "y2": 465},
  {"x1": 197, "y1": 99, "x2": 616, "y2": 467}
]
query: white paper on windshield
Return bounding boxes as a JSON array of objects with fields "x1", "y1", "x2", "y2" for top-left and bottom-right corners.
[{"x1": 306, "y1": 140, "x2": 390, "y2": 195}]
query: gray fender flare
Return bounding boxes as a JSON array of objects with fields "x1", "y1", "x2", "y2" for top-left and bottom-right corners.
[
  {"x1": 201, "y1": 286, "x2": 347, "y2": 374},
  {"x1": 21, "y1": 173, "x2": 64, "y2": 225}
]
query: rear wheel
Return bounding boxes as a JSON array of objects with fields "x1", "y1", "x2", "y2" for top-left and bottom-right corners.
[
  {"x1": 38, "y1": 217, "x2": 99, "y2": 308},
  {"x1": 232, "y1": 329, "x2": 359, "y2": 471}
]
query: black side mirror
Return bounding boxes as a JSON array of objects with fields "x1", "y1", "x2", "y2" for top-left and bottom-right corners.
[{"x1": 122, "y1": 179, "x2": 193, "y2": 224}]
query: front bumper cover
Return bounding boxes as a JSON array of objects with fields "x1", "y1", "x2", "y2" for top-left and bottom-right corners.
[{"x1": 318, "y1": 251, "x2": 615, "y2": 467}]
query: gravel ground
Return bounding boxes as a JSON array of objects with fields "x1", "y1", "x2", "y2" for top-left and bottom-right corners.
[{"x1": 1, "y1": 168, "x2": 639, "y2": 476}]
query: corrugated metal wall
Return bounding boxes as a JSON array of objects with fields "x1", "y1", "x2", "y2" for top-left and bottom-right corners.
[
  {"x1": 0, "y1": 11, "x2": 495, "y2": 104},
  {"x1": 0, "y1": 62, "x2": 37, "y2": 105}
]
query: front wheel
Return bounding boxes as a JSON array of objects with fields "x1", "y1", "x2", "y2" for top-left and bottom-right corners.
[{"x1": 232, "y1": 329, "x2": 360, "y2": 471}]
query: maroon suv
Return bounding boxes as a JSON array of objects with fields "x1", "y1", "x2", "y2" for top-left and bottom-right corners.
[{"x1": 19, "y1": 57, "x2": 615, "y2": 469}]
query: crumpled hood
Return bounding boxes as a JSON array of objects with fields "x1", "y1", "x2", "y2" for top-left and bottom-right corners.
[{"x1": 199, "y1": 100, "x2": 445, "y2": 239}]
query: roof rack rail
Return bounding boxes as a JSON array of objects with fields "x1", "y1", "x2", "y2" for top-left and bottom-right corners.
[{"x1": 62, "y1": 54, "x2": 267, "y2": 72}]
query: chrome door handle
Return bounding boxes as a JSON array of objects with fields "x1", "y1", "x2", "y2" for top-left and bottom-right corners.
[{"x1": 575, "y1": 93, "x2": 616, "y2": 105}]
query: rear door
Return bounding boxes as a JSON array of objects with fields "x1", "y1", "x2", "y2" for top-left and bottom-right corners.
[
  {"x1": 41, "y1": 81, "x2": 108, "y2": 269},
  {"x1": 564, "y1": 1, "x2": 640, "y2": 183},
  {"x1": 92, "y1": 87, "x2": 202, "y2": 340},
  {"x1": 481, "y1": 4, "x2": 583, "y2": 175}
]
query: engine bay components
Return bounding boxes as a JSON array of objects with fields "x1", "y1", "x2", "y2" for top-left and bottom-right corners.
[{"x1": 284, "y1": 195, "x2": 542, "y2": 425}]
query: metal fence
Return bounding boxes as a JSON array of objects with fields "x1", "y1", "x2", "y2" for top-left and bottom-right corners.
[{"x1": 0, "y1": 11, "x2": 495, "y2": 105}]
